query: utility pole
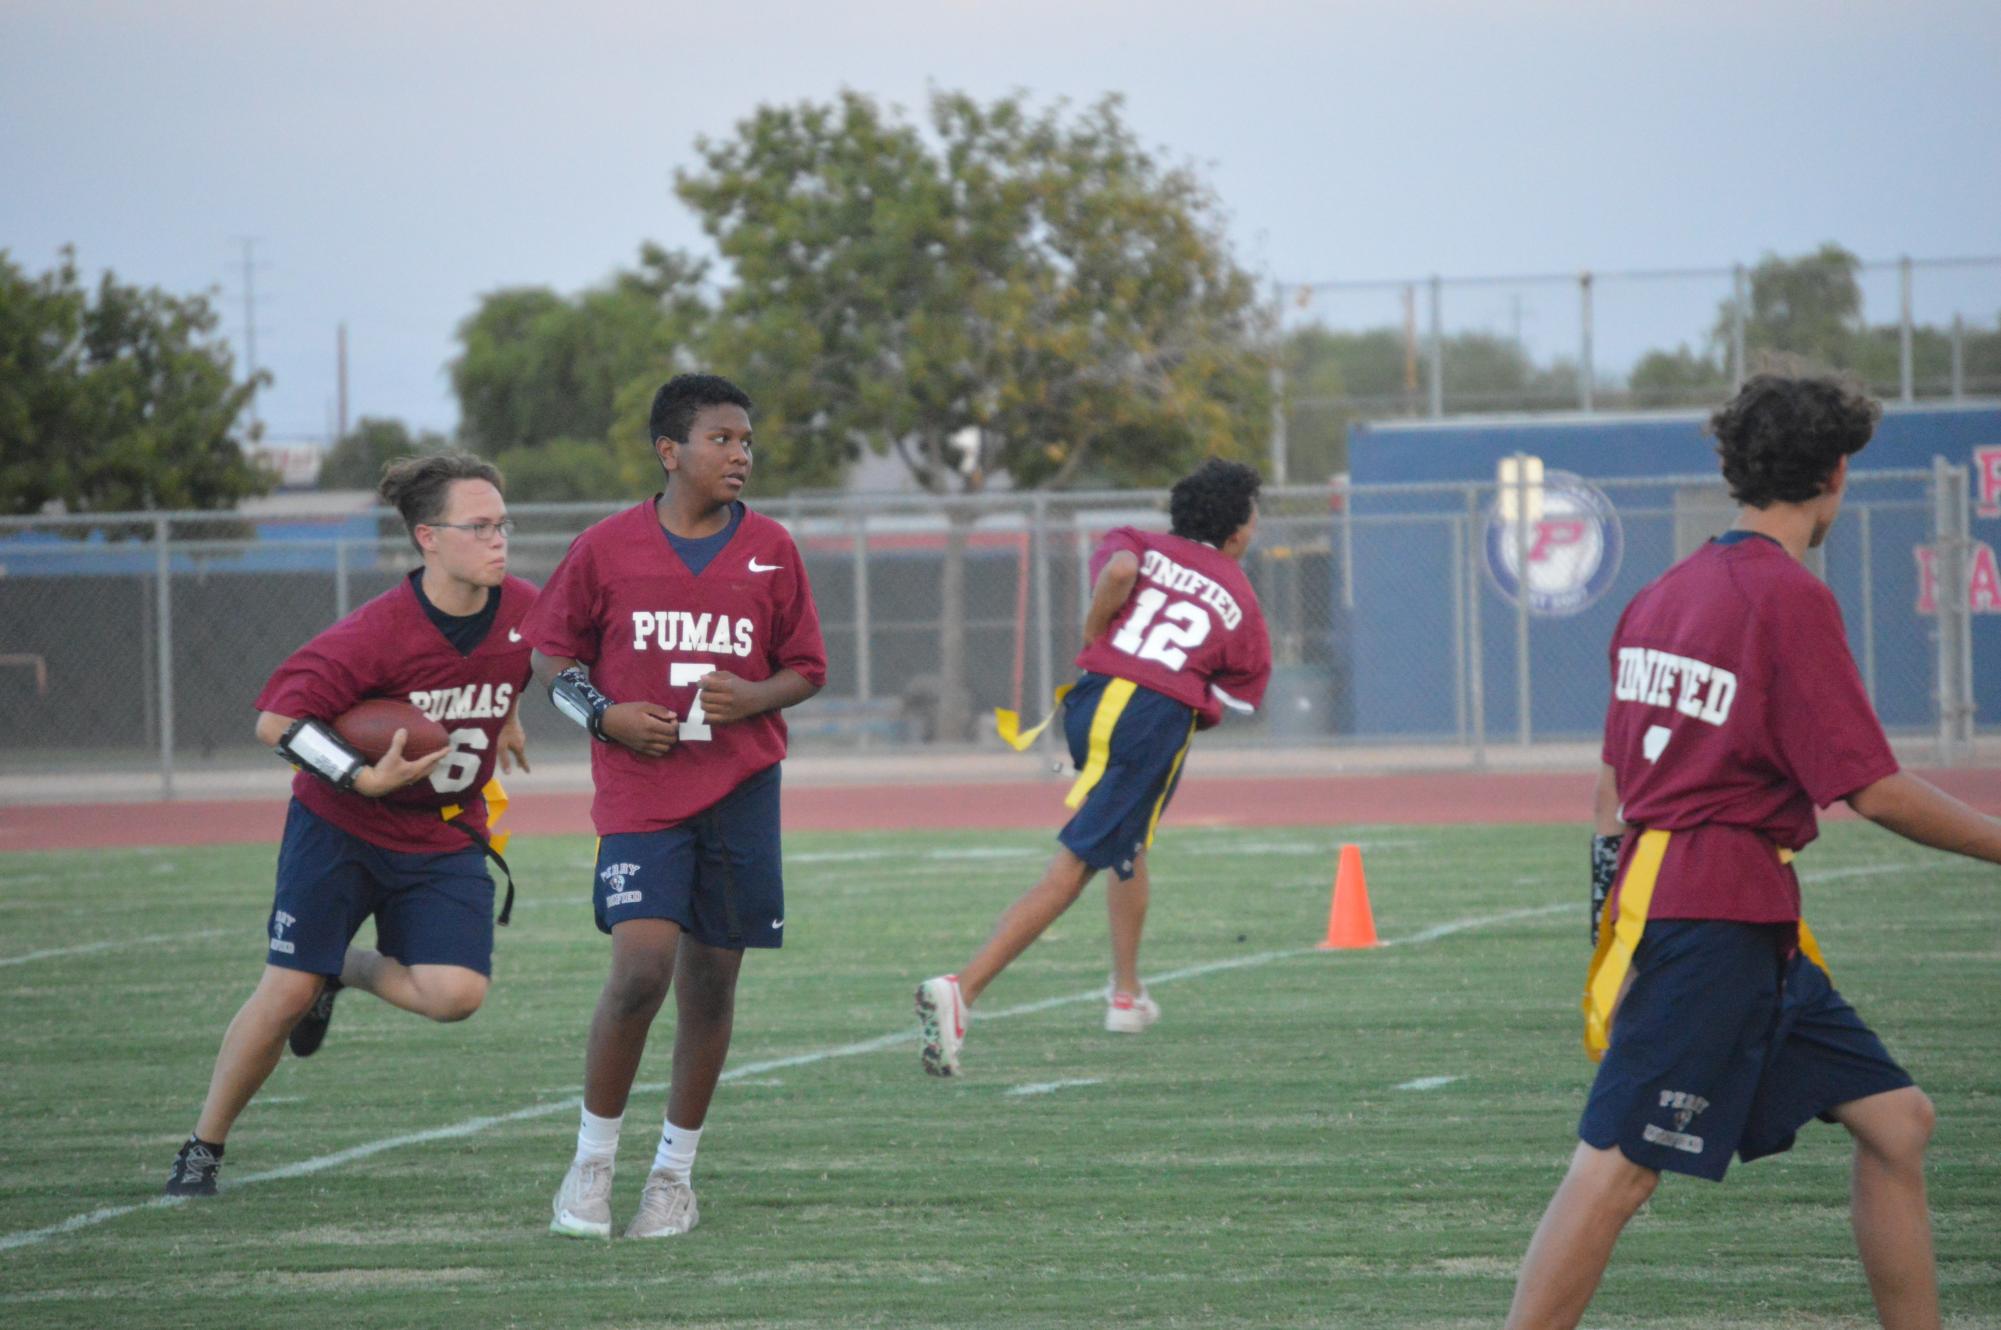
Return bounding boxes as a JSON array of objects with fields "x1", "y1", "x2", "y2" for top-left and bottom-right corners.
[
  {"x1": 233, "y1": 237, "x2": 264, "y2": 433},
  {"x1": 1269, "y1": 282, "x2": 1288, "y2": 485},
  {"x1": 336, "y1": 321, "x2": 349, "y2": 442}
]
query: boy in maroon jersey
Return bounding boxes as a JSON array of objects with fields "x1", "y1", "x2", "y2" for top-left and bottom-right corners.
[
  {"x1": 916, "y1": 459, "x2": 1271, "y2": 1076},
  {"x1": 524, "y1": 374, "x2": 825, "y2": 1239},
  {"x1": 1507, "y1": 374, "x2": 2001, "y2": 1330},
  {"x1": 166, "y1": 454, "x2": 536, "y2": 1197}
]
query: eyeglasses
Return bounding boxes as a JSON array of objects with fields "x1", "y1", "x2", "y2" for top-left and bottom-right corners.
[{"x1": 426, "y1": 519, "x2": 515, "y2": 541}]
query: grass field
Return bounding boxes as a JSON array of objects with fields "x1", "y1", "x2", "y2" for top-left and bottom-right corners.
[{"x1": 0, "y1": 821, "x2": 1996, "y2": 1328}]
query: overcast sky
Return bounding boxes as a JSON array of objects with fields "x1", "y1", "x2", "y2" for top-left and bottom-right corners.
[{"x1": 5, "y1": 0, "x2": 1998, "y2": 441}]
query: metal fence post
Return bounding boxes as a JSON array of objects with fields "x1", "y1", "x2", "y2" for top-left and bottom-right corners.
[
  {"x1": 1464, "y1": 489, "x2": 1487, "y2": 766},
  {"x1": 851, "y1": 509, "x2": 872, "y2": 747},
  {"x1": 1951, "y1": 314, "x2": 1966, "y2": 401},
  {"x1": 1032, "y1": 493, "x2": 1053, "y2": 716},
  {"x1": 1512, "y1": 458, "x2": 1532, "y2": 746},
  {"x1": 1932, "y1": 457, "x2": 1970, "y2": 761},
  {"x1": 1899, "y1": 256, "x2": 1915, "y2": 404},
  {"x1": 155, "y1": 516, "x2": 175, "y2": 799},
  {"x1": 1730, "y1": 263, "x2": 1747, "y2": 388},
  {"x1": 1949, "y1": 466, "x2": 1976, "y2": 750},
  {"x1": 1450, "y1": 515, "x2": 1466, "y2": 744},
  {"x1": 334, "y1": 538, "x2": 350, "y2": 619},
  {"x1": 1578, "y1": 271, "x2": 1595, "y2": 412},
  {"x1": 1856, "y1": 505, "x2": 1876, "y2": 705},
  {"x1": 1427, "y1": 275, "x2": 1444, "y2": 418}
]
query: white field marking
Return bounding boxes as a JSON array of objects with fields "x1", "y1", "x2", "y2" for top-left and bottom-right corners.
[
  {"x1": 0, "y1": 928, "x2": 231, "y2": 969},
  {"x1": 790, "y1": 846, "x2": 1042, "y2": 865},
  {"x1": 0, "y1": 900, "x2": 1568, "y2": 1253},
  {"x1": 1006, "y1": 1078, "x2": 1103, "y2": 1098},
  {"x1": 1175, "y1": 839, "x2": 1426, "y2": 857},
  {"x1": 972, "y1": 903, "x2": 1570, "y2": 1022},
  {"x1": 1797, "y1": 864, "x2": 1912, "y2": 884},
  {"x1": 1394, "y1": 1075, "x2": 1462, "y2": 1091}
]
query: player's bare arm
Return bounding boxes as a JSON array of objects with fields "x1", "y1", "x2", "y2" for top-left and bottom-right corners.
[
  {"x1": 695, "y1": 667, "x2": 820, "y2": 725},
  {"x1": 255, "y1": 708, "x2": 447, "y2": 797},
  {"x1": 532, "y1": 648, "x2": 679, "y2": 757},
  {"x1": 1080, "y1": 550, "x2": 1141, "y2": 644},
  {"x1": 1847, "y1": 771, "x2": 2001, "y2": 864},
  {"x1": 498, "y1": 696, "x2": 531, "y2": 774},
  {"x1": 1592, "y1": 762, "x2": 1626, "y2": 837}
]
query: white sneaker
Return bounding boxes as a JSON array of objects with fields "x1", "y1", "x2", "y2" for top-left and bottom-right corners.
[
  {"x1": 916, "y1": 974, "x2": 966, "y2": 1077},
  {"x1": 550, "y1": 1155, "x2": 614, "y2": 1238},
  {"x1": 1104, "y1": 984, "x2": 1160, "y2": 1034},
  {"x1": 624, "y1": 1168, "x2": 699, "y2": 1238}
]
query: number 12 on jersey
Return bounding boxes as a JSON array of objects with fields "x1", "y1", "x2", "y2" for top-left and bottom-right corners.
[{"x1": 1111, "y1": 587, "x2": 1210, "y2": 670}]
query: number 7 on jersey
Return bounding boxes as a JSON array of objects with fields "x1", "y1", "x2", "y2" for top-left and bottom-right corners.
[{"x1": 670, "y1": 661, "x2": 715, "y2": 741}]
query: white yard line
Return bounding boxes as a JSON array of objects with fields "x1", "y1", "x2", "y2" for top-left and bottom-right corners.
[
  {"x1": 1006, "y1": 1078, "x2": 1104, "y2": 1097},
  {"x1": 1797, "y1": 864, "x2": 1914, "y2": 884},
  {"x1": 0, "y1": 928, "x2": 231, "y2": 969},
  {"x1": 1394, "y1": 1075, "x2": 1462, "y2": 1091},
  {"x1": 0, "y1": 900, "x2": 1566, "y2": 1253}
]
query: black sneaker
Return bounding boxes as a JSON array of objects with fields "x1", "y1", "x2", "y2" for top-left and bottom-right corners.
[
  {"x1": 289, "y1": 977, "x2": 344, "y2": 1057},
  {"x1": 165, "y1": 1136, "x2": 223, "y2": 1197}
]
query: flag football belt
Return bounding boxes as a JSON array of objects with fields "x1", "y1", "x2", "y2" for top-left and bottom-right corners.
[
  {"x1": 994, "y1": 685, "x2": 1073, "y2": 751},
  {"x1": 1582, "y1": 830, "x2": 1827, "y2": 1060},
  {"x1": 436, "y1": 778, "x2": 517, "y2": 927},
  {"x1": 444, "y1": 816, "x2": 516, "y2": 927}
]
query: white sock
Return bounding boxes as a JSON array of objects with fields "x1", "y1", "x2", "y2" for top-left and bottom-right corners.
[
  {"x1": 576, "y1": 1108, "x2": 622, "y2": 1163},
  {"x1": 652, "y1": 1120, "x2": 702, "y2": 1179}
]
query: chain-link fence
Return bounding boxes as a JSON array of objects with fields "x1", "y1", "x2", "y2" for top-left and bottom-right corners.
[
  {"x1": 0, "y1": 468, "x2": 1986, "y2": 797},
  {"x1": 1275, "y1": 255, "x2": 2001, "y2": 483}
]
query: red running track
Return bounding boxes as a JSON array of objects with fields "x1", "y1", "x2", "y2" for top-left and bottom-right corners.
[{"x1": 4, "y1": 769, "x2": 1998, "y2": 854}]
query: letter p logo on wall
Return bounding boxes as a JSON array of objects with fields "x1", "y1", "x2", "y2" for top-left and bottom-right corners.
[{"x1": 1976, "y1": 445, "x2": 2001, "y2": 520}]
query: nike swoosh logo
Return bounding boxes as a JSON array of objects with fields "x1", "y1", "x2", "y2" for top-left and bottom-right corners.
[
  {"x1": 748, "y1": 558, "x2": 782, "y2": 573},
  {"x1": 508, "y1": 628, "x2": 523, "y2": 643},
  {"x1": 771, "y1": 918, "x2": 784, "y2": 929}
]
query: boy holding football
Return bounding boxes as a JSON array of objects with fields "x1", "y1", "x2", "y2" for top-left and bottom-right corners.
[
  {"x1": 525, "y1": 374, "x2": 826, "y2": 1239},
  {"x1": 166, "y1": 453, "x2": 537, "y2": 1196},
  {"x1": 916, "y1": 458, "x2": 1271, "y2": 1075}
]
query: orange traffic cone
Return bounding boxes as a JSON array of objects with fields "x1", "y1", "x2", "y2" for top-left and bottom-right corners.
[{"x1": 1317, "y1": 843, "x2": 1380, "y2": 949}]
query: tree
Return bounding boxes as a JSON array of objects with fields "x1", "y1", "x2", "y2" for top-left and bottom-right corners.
[
  {"x1": 0, "y1": 248, "x2": 269, "y2": 515},
  {"x1": 1725, "y1": 243, "x2": 1864, "y2": 367},
  {"x1": 451, "y1": 243, "x2": 710, "y2": 455},
  {"x1": 677, "y1": 90, "x2": 1270, "y2": 736},
  {"x1": 1629, "y1": 345, "x2": 1729, "y2": 408},
  {"x1": 490, "y1": 436, "x2": 629, "y2": 502},
  {"x1": 317, "y1": 416, "x2": 451, "y2": 490}
]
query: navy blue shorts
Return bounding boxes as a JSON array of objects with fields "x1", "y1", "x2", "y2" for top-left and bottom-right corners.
[
  {"x1": 1580, "y1": 920, "x2": 1913, "y2": 1180},
  {"x1": 266, "y1": 800, "x2": 496, "y2": 977},
  {"x1": 1056, "y1": 673, "x2": 1197, "y2": 881},
  {"x1": 592, "y1": 765, "x2": 785, "y2": 950}
]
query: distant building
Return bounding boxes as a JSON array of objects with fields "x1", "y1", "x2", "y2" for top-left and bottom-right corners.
[{"x1": 250, "y1": 440, "x2": 327, "y2": 490}]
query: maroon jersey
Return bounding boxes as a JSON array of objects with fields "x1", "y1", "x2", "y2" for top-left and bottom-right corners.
[
  {"x1": 520, "y1": 499, "x2": 827, "y2": 834},
  {"x1": 1602, "y1": 534, "x2": 1898, "y2": 923},
  {"x1": 1072, "y1": 527, "x2": 1272, "y2": 727},
  {"x1": 256, "y1": 575, "x2": 538, "y2": 854}
]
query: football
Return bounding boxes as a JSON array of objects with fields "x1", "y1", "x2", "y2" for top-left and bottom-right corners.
[{"x1": 334, "y1": 698, "x2": 450, "y2": 764}]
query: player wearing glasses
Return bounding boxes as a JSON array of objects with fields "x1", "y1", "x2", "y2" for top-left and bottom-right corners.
[{"x1": 166, "y1": 453, "x2": 537, "y2": 1197}]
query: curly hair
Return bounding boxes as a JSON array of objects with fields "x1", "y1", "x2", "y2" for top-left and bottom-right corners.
[
  {"x1": 378, "y1": 452, "x2": 504, "y2": 551},
  {"x1": 649, "y1": 373, "x2": 753, "y2": 444},
  {"x1": 1709, "y1": 372, "x2": 1880, "y2": 508},
  {"x1": 1169, "y1": 458, "x2": 1262, "y2": 546}
]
